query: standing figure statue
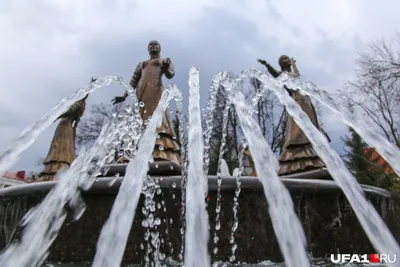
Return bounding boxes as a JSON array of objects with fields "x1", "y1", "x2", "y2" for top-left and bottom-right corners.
[
  {"x1": 257, "y1": 56, "x2": 330, "y2": 175},
  {"x1": 113, "y1": 40, "x2": 180, "y2": 164},
  {"x1": 37, "y1": 94, "x2": 89, "y2": 181}
]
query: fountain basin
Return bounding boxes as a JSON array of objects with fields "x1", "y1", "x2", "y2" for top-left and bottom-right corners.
[{"x1": 0, "y1": 171, "x2": 399, "y2": 264}]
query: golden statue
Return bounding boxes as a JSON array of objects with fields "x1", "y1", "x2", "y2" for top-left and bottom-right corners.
[
  {"x1": 37, "y1": 94, "x2": 88, "y2": 181},
  {"x1": 257, "y1": 56, "x2": 330, "y2": 175},
  {"x1": 113, "y1": 40, "x2": 180, "y2": 164}
]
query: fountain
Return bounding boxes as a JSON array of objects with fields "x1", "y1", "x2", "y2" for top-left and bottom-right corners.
[{"x1": 0, "y1": 45, "x2": 399, "y2": 267}]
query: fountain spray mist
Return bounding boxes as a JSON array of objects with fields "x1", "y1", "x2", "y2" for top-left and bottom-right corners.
[
  {"x1": 0, "y1": 119, "x2": 119, "y2": 267},
  {"x1": 0, "y1": 76, "x2": 130, "y2": 177},
  {"x1": 224, "y1": 78, "x2": 310, "y2": 267},
  {"x1": 174, "y1": 90, "x2": 189, "y2": 260},
  {"x1": 203, "y1": 72, "x2": 228, "y2": 176},
  {"x1": 184, "y1": 66, "x2": 210, "y2": 267},
  {"x1": 92, "y1": 86, "x2": 179, "y2": 267},
  {"x1": 280, "y1": 73, "x2": 400, "y2": 178},
  {"x1": 213, "y1": 93, "x2": 231, "y2": 255},
  {"x1": 250, "y1": 70, "x2": 400, "y2": 258}
]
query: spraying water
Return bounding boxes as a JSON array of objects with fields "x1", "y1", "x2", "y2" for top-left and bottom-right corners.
[
  {"x1": 0, "y1": 119, "x2": 119, "y2": 267},
  {"x1": 229, "y1": 139, "x2": 246, "y2": 263},
  {"x1": 203, "y1": 72, "x2": 229, "y2": 177},
  {"x1": 92, "y1": 86, "x2": 179, "y2": 267},
  {"x1": 223, "y1": 77, "x2": 310, "y2": 267},
  {"x1": 184, "y1": 66, "x2": 210, "y2": 267},
  {"x1": 173, "y1": 90, "x2": 188, "y2": 260},
  {"x1": 243, "y1": 68, "x2": 400, "y2": 178},
  {"x1": 0, "y1": 76, "x2": 132, "y2": 177},
  {"x1": 247, "y1": 69, "x2": 400, "y2": 258},
  {"x1": 279, "y1": 72, "x2": 400, "y2": 178},
  {"x1": 213, "y1": 99, "x2": 231, "y2": 255}
]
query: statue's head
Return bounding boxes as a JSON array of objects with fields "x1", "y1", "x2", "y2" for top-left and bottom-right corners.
[
  {"x1": 278, "y1": 55, "x2": 291, "y2": 70},
  {"x1": 148, "y1": 40, "x2": 161, "y2": 55}
]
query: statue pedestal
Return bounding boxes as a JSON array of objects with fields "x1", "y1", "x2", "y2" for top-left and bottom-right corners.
[
  {"x1": 0, "y1": 171, "x2": 398, "y2": 264},
  {"x1": 101, "y1": 161, "x2": 182, "y2": 177}
]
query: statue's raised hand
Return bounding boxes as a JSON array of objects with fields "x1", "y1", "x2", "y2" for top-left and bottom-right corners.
[
  {"x1": 257, "y1": 59, "x2": 267, "y2": 65},
  {"x1": 112, "y1": 95, "x2": 127, "y2": 105},
  {"x1": 162, "y1": 58, "x2": 171, "y2": 69}
]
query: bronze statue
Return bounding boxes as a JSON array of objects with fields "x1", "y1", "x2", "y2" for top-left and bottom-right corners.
[
  {"x1": 113, "y1": 40, "x2": 180, "y2": 164},
  {"x1": 258, "y1": 56, "x2": 330, "y2": 175},
  {"x1": 37, "y1": 94, "x2": 88, "y2": 181},
  {"x1": 243, "y1": 148, "x2": 257, "y2": 176}
]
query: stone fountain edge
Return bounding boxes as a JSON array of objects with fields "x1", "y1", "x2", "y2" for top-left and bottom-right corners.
[{"x1": 0, "y1": 169, "x2": 397, "y2": 199}]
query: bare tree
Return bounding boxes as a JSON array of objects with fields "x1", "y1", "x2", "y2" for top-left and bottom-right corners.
[
  {"x1": 339, "y1": 34, "x2": 400, "y2": 147},
  {"x1": 206, "y1": 77, "x2": 289, "y2": 174},
  {"x1": 250, "y1": 77, "x2": 288, "y2": 153},
  {"x1": 76, "y1": 103, "x2": 117, "y2": 149},
  {"x1": 76, "y1": 102, "x2": 183, "y2": 153}
]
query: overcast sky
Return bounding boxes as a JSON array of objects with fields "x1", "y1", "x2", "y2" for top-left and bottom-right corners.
[{"x1": 1, "y1": 0, "x2": 399, "y2": 174}]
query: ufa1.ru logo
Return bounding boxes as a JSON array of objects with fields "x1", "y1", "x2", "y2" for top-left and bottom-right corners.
[{"x1": 330, "y1": 254, "x2": 396, "y2": 264}]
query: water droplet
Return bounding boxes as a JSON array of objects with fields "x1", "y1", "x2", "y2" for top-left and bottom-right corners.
[
  {"x1": 170, "y1": 166, "x2": 174, "y2": 170},
  {"x1": 172, "y1": 136, "x2": 177, "y2": 140},
  {"x1": 161, "y1": 129, "x2": 166, "y2": 133},
  {"x1": 143, "y1": 110, "x2": 147, "y2": 114},
  {"x1": 157, "y1": 134, "x2": 160, "y2": 139},
  {"x1": 155, "y1": 164, "x2": 159, "y2": 168},
  {"x1": 159, "y1": 145, "x2": 164, "y2": 151},
  {"x1": 139, "y1": 101, "x2": 145, "y2": 107},
  {"x1": 172, "y1": 182, "x2": 176, "y2": 188},
  {"x1": 213, "y1": 247, "x2": 218, "y2": 255}
]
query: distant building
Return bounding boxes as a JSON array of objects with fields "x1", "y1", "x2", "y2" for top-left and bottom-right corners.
[
  {"x1": 363, "y1": 147, "x2": 395, "y2": 175},
  {"x1": 1, "y1": 171, "x2": 33, "y2": 188}
]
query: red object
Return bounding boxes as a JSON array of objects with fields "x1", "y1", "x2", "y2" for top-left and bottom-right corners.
[
  {"x1": 16, "y1": 171, "x2": 25, "y2": 180},
  {"x1": 363, "y1": 147, "x2": 395, "y2": 175},
  {"x1": 369, "y1": 254, "x2": 380, "y2": 263}
]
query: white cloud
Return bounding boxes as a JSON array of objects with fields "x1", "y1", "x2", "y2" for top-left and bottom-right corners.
[{"x1": 0, "y1": 0, "x2": 399, "y2": 172}]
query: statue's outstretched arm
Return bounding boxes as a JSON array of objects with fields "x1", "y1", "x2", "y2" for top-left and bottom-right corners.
[
  {"x1": 112, "y1": 63, "x2": 143, "y2": 105},
  {"x1": 291, "y1": 58, "x2": 300, "y2": 77},
  {"x1": 257, "y1": 59, "x2": 280, "y2": 78},
  {"x1": 162, "y1": 58, "x2": 175, "y2": 79}
]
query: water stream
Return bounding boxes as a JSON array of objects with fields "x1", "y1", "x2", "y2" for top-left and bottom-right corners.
[
  {"x1": 0, "y1": 118, "x2": 119, "y2": 267},
  {"x1": 0, "y1": 76, "x2": 133, "y2": 177},
  {"x1": 92, "y1": 86, "x2": 179, "y2": 267},
  {"x1": 0, "y1": 68, "x2": 399, "y2": 267},
  {"x1": 174, "y1": 89, "x2": 188, "y2": 261},
  {"x1": 279, "y1": 72, "x2": 400, "y2": 177},
  {"x1": 229, "y1": 139, "x2": 246, "y2": 263},
  {"x1": 184, "y1": 66, "x2": 210, "y2": 267},
  {"x1": 246, "y1": 69, "x2": 400, "y2": 258},
  {"x1": 223, "y1": 78, "x2": 310, "y2": 267},
  {"x1": 213, "y1": 92, "x2": 232, "y2": 256}
]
